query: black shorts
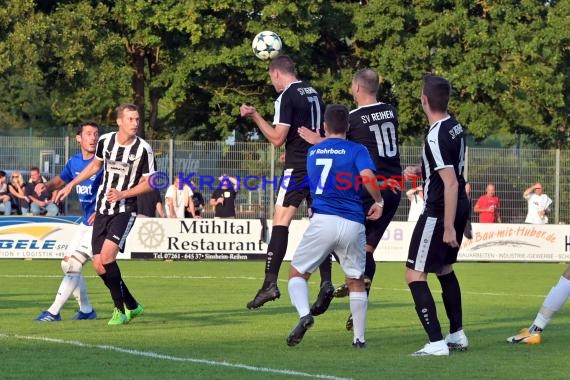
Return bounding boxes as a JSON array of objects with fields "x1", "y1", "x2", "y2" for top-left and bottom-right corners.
[
  {"x1": 406, "y1": 198, "x2": 470, "y2": 273},
  {"x1": 92, "y1": 212, "x2": 137, "y2": 255},
  {"x1": 362, "y1": 188, "x2": 401, "y2": 248},
  {"x1": 275, "y1": 168, "x2": 311, "y2": 208}
]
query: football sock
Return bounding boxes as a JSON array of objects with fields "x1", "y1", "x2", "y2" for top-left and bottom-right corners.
[
  {"x1": 350, "y1": 291, "x2": 368, "y2": 343},
  {"x1": 72, "y1": 275, "x2": 93, "y2": 313},
  {"x1": 318, "y1": 254, "x2": 332, "y2": 284},
  {"x1": 47, "y1": 272, "x2": 81, "y2": 315},
  {"x1": 288, "y1": 276, "x2": 310, "y2": 317},
  {"x1": 409, "y1": 281, "x2": 443, "y2": 342},
  {"x1": 531, "y1": 276, "x2": 570, "y2": 331},
  {"x1": 121, "y1": 281, "x2": 139, "y2": 310},
  {"x1": 103, "y1": 262, "x2": 126, "y2": 313},
  {"x1": 263, "y1": 226, "x2": 289, "y2": 287},
  {"x1": 437, "y1": 271, "x2": 463, "y2": 334},
  {"x1": 364, "y1": 251, "x2": 376, "y2": 295}
]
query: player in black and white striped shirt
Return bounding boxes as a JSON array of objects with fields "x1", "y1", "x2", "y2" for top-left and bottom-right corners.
[
  {"x1": 404, "y1": 76, "x2": 470, "y2": 356},
  {"x1": 57, "y1": 103, "x2": 155, "y2": 325}
]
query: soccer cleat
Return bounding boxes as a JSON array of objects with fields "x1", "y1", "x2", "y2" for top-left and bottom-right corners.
[
  {"x1": 125, "y1": 304, "x2": 144, "y2": 322},
  {"x1": 72, "y1": 309, "x2": 97, "y2": 320},
  {"x1": 333, "y1": 277, "x2": 371, "y2": 298},
  {"x1": 310, "y1": 281, "x2": 335, "y2": 316},
  {"x1": 246, "y1": 282, "x2": 280, "y2": 309},
  {"x1": 333, "y1": 283, "x2": 349, "y2": 298},
  {"x1": 286, "y1": 314, "x2": 315, "y2": 347},
  {"x1": 352, "y1": 339, "x2": 366, "y2": 349},
  {"x1": 345, "y1": 313, "x2": 353, "y2": 331},
  {"x1": 445, "y1": 329, "x2": 469, "y2": 351},
  {"x1": 107, "y1": 308, "x2": 128, "y2": 325},
  {"x1": 506, "y1": 328, "x2": 541, "y2": 344},
  {"x1": 411, "y1": 340, "x2": 450, "y2": 357},
  {"x1": 35, "y1": 311, "x2": 61, "y2": 322}
]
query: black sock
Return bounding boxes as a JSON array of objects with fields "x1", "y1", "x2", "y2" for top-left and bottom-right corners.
[
  {"x1": 121, "y1": 281, "x2": 139, "y2": 310},
  {"x1": 318, "y1": 254, "x2": 332, "y2": 284},
  {"x1": 99, "y1": 273, "x2": 110, "y2": 289},
  {"x1": 438, "y1": 271, "x2": 463, "y2": 334},
  {"x1": 264, "y1": 226, "x2": 288, "y2": 286},
  {"x1": 364, "y1": 251, "x2": 376, "y2": 295},
  {"x1": 409, "y1": 281, "x2": 443, "y2": 342},
  {"x1": 103, "y1": 262, "x2": 126, "y2": 313}
]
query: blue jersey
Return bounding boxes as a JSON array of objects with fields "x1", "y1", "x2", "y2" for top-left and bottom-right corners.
[
  {"x1": 59, "y1": 153, "x2": 103, "y2": 225},
  {"x1": 307, "y1": 138, "x2": 376, "y2": 224}
]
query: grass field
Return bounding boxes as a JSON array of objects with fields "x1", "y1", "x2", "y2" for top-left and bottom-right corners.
[{"x1": 2, "y1": 260, "x2": 569, "y2": 379}]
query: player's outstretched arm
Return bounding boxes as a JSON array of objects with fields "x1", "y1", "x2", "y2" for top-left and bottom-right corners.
[
  {"x1": 240, "y1": 104, "x2": 288, "y2": 147},
  {"x1": 55, "y1": 159, "x2": 102, "y2": 203}
]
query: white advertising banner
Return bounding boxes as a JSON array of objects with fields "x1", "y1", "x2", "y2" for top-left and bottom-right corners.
[
  {"x1": 0, "y1": 216, "x2": 132, "y2": 259},
  {"x1": 2, "y1": 217, "x2": 569, "y2": 262}
]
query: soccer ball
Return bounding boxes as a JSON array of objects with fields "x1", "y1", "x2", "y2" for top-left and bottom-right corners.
[{"x1": 252, "y1": 31, "x2": 282, "y2": 60}]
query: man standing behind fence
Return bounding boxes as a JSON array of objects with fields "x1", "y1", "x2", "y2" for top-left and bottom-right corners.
[
  {"x1": 474, "y1": 183, "x2": 501, "y2": 223},
  {"x1": 523, "y1": 182, "x2": 552, "y2": 224}
]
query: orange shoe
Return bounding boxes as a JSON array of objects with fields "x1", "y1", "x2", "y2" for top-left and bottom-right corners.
[{"x1": 506, "y1": 328, "x2": 541, "y2": 344}]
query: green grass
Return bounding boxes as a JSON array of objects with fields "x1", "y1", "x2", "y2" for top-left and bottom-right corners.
[{"x1": 1, "y1": 260, "x2": 569, "y2": 379}]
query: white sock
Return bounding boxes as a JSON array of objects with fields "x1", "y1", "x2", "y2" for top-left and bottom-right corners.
[
  {"x1": 47, "y1": 273, "x2": 81, "y2": 315},
  {"x1": 72, "y1": 275, "x2": 93, "y2": 313},
  {"x1": 350, "y1": 291, "x2": 368, "y2": 343},
  {"x1": 533, "y1": 276, "x2": 570, "y2": 330},
  {"x1": 288, "y1": 277, "x2": 310, "y2": 317}
]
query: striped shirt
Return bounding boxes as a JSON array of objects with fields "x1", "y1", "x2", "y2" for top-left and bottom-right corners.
[
  {"x1": 421, "y1": 115, "x2": 467, "y2": 216},
  {"x1": 94, "y1": 132, "x2": 155, "y2": 215}
]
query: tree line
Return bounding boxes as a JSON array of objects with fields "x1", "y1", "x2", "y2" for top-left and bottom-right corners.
[{"x1": 0, "y1": 0, "x2": 568, "y2": 147}]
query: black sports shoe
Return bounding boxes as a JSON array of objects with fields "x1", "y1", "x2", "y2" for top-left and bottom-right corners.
[
  {"x1": 286, "y1": 314, "x2": 314, "y2": 347},
  {"x1": 345, "y1": 313, "x2": 353, "y2": 331},
  {"x1": 352, "y1": 339, "x2": 366, "y2": 348},
  {"x1": 246, "y1": 282, "x2": 280, "y2": 309},
  {"x1": 310, "y1": 281, "x2": 335, "y2": 316}
]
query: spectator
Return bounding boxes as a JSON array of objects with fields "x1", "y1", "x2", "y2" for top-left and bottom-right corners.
[
  {"x1": 187, "y1": 180, "x2": 204, "y2": 218},
  {"x1": 137, "y1": 189, "x2": 165, "y2": 218},
  {"x1": 406, "y1": 186, "x2": 424, "y2": 222},
  {"x1": 523, "y1": 182, "x2": 552, "y2": 224},
  {"x1": 0, "y1": 171, "x2": 11, "y2": 215},
  {"x1": 7, "y1": 171, "x2": 28, "y2": 214},
  {"x1": 25, "y1": 167, "x2": 59, "y2": 216},
  {"x1": 209, "y1": 174, "x2": 238, "y2": 218},
  {"x1": 463, "y1": 181, "x2": 473, "y2": 239},
  {"x1": 474, "y1": 183, "x2": 501, "y2": 223},
  {"x1": 165, "y1": 176, "x2": 195, "y2": 218}
]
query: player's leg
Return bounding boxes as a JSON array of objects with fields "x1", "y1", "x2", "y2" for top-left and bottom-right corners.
[
  {"x1": 406, "y1": 215, "x2": 448, "y2": 356},
  {"x1": 309, "y1": 254, "x2": 335, "y2": 316},
  {"x1": 35, "y1": 224, "x2": 95, "y2": 322},
  {"x1": 438, "y1": 199, "x2": 469, "y2": 350},
  {"x1": 99, "y1": 212, "x2": 140, "y2": 325},
  {"x1": 507, "y1": 265, "x2": 570, "y2": 344},
  {"x1": 286, "y1": 214, "x2": 335, "y2": 346},
  {"x1": 336, "y1": 219, "x2": 367, "y2": 347},
  {"x1": 247, "y1": 171, "x2": 305, "y2": 309}
]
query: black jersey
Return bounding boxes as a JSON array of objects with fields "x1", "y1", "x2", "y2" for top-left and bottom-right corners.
[
  {"x1": 273, "y1": 81, "x2": 325, "y2": 169},
  {"x1": 421, "y1": 115, "x2": 467, "y2": 215},
  {"x1": 95, "y1": 132, "x2": 155, "y2": 215},
  {"x1": 347, "y1": 102, "x2": 401, "y2": 178}
]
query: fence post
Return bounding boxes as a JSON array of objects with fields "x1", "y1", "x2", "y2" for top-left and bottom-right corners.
[
  {"x1": 64, "y1": 136, "x2": 70, "y2": 215},
  {"x1": 168, "y1": 139, "x2": 174, "y2": 182},
  {"x1": 554, "y1": 149, "x2": 560, "y2": 224},
  {"x1": 463, "y1": 146, "x2": 469, "y2": 181}
]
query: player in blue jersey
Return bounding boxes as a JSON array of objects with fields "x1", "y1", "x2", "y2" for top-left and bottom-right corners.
[
  {"x1": 286, "y1": 105, "x2": 384, "y2": 348},
  {"x1": 35, "y1": 122, "x2": 103, "y2": 322}
]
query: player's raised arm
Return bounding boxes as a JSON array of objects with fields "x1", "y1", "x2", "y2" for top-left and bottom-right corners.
[
  {"x1": 240, "y1": 104, "x2": 288, "y2": 147},
  {"x1": 55, "y1": 159, "x2": 103, "y2": 203}
]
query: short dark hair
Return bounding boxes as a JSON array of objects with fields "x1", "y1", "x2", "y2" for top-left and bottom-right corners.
[
  {"x1": 422, "y1": 75, "x2": 451, "y2": 112},
  {"x1": 269, "y1": 55, "x2": 296, "y2": 75},
  {"x1": 115, "y1": 103, "x2": 139, "y2": 119},
  {"x1": 324, "y1": 104, "x2": 349, "y2": 134},
  {"x1": 30, "y1": 166, "x2": 40, "y2": 173},
  {"x1": 0, "y1": 170, "x2": 5, "y2": 178},
  {"x1": 353, "y1": 68, "x2": 379, "y2": 95},
  {"x1": 76, "y1": 121, "x2": 100, "y2": 136}
]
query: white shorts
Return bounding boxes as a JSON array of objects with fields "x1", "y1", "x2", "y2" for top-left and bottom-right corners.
[
  {"x1": 291, "y1": 213, "x2": 366, "y2": 279},
  {"x1": 67, "y1": 223, "x2": 93, "y2": 262}
]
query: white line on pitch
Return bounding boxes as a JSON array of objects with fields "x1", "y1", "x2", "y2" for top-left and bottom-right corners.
[
  {"x1": 0, "y1": 274, "x2": 547, "y2": 298},
  {"x1": 0, "y1": 333, "x2": 351, "y2": 380}
]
